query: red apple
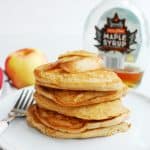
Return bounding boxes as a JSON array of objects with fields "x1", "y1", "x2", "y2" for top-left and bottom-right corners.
[
  {"x1": 5, "y1": 48, "x2": 47, "y2": 88},
  {"x1": 0, "y1": 68, "x2": 3, "y2": 89}
]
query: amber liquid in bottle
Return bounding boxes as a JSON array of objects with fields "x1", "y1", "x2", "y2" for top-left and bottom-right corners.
[{"x1": 114, "y1": 66, "x2": 143, "y2": 87}]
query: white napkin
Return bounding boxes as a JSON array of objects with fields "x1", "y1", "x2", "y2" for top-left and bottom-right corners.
[
  {"x1": 0, "y1": 137, "x2": 17, "y2": 150},
  {"x1": 1, "y1": 82, "x2": 17, "y2": 96},
  {"x1": 0, "y1": 82, "x2": 19, "y2": 150},
  {"x1": 0, "y1": 82, "x2": 20, "y2": 120},
  {"x1": 0, "y1": 71, "x2": 18, "y2": 99}
]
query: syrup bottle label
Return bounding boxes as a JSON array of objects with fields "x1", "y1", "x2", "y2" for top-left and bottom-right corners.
[{"x1": 94, "y1": 8, "x2": 141, "y2": 66}]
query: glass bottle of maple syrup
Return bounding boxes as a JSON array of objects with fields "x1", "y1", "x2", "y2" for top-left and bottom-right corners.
[{"x1": 83, "y1": 0, "x2": 149, "y2": 87}]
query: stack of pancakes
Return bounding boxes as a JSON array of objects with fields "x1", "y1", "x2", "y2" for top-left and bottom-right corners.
[{"x1": 27, "y1": 50, "x2": 131, "y2": 139}]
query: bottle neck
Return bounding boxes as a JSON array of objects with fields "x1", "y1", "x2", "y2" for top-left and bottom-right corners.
[
  {"x1": 99, "y1": 0, "x2": 133, "y2": 9},
  {"x1": 119, "y1": 0, "x2": 132, "y2": 4}
]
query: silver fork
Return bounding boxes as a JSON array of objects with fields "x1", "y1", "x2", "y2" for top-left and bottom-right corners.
[{"x1": 0, "y1": 89, "x2": 34, "y2": 134}]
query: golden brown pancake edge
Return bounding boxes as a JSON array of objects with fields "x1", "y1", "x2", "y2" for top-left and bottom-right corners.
[
  {"x1": 34, "y1": 92, "x2": 129, "y2": 120},
  {"x1": 27, "y1": 105, "x2": 130, "y2": 139}
]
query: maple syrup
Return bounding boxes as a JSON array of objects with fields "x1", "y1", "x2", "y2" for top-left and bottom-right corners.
[{"x1": 114, "y1": 66, "x2": 143, "y2": 87}]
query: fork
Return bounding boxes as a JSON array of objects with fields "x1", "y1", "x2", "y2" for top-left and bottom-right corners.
[{"x1": 0, "y1": 89, "x2": 34, "y2": 134}]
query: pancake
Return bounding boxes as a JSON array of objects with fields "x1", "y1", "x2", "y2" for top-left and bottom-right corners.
[
  {"x1": 27, "y1": 106, "x2": 130, "y2": 139},
  {"x1": 34, "y1": 93, "x2": 129, "y2": 120},
  {"x1": 31, "y1": 105, "x2": 129, "y2": 134},
  {"x1": 34, "y1": 63, "x2": 124, "y2": 91},
  {"x1": 35, "y1": 85, "x2": 127, "y2": 107}
]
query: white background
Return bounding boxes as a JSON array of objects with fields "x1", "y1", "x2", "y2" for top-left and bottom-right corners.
[
  {"x1": 0, "y1": 0, "x2": 101, "y2": 64},
  {"x1": 0, "y1": 0, "x2": 150, "y2": 63},
  {"x1": 0, "y1": 0, "x2": 150, "y2": 94}
]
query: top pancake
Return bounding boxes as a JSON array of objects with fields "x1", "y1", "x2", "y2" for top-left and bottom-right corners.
[
  {"x1": 34, "y1": 50, "x2": 124, "y2": 91},
  {"x1": 35, "y1": 64, "x2": 124, "y2": 91}
]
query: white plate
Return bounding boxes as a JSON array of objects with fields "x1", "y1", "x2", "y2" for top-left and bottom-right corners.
[{"x1": 0, "y1": 90, "x2": 150, "y2": 150}]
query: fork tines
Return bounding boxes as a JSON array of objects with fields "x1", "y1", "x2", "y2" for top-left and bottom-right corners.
[{"x1": 14, "y1": 89, "x2": 34, "y2": 111}]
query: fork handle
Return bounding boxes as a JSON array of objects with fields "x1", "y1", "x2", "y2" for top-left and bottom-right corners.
[{"x1": 0, "y1": 120, "x2": 9, "y2": 134}]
